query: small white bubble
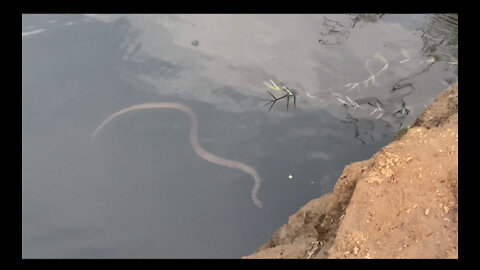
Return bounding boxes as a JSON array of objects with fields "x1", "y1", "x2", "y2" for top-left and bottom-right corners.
[{"x1": 288, "y1": 175, "x2": 293, "y2": 179}]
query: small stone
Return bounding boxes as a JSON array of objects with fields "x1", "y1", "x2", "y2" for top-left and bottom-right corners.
[{"x1": 425, "y1": 208, "x2": 430, "y2": 215}]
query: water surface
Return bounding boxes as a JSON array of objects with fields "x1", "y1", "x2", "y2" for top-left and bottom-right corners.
[{"x1": 22, "y1": 14, "x2": 458, "y2": 258}]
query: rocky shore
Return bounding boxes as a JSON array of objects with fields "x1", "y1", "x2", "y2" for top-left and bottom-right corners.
[{"x1": 243, "y1": 82, "x2": 458, "y2": 259}]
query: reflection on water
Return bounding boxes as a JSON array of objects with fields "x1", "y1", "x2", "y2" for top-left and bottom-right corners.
[
  {"x1": 421, "y1": 14, "x2": 458, "y2": 64},
  {"x1": 87, "y1": 14, "x2": 458, "y2": 143},
  {"x1": 305, "y1": 14, "x2": 458, "y2": 142},
  {"x1": 22, "y1": 14, "x2": 457, "y2": 258}
]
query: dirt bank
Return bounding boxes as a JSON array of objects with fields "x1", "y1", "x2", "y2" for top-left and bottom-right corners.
[{"x1": 243, "y1": 82, "x2": 458, "y2": 259}]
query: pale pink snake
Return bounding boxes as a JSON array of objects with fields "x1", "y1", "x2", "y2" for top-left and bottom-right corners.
[{"x1": 91, "y1": 102, "x2": 263, "y2": 208}]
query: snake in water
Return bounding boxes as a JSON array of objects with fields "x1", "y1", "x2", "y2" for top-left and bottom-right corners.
[{"x1": 91, "y1": 102, "x2": 263, "y2": 208}]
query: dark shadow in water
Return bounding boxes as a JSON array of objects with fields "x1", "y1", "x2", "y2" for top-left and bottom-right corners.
[
  {"x1": 315, "y1": 14, "x2": 457, "y2": 143},
  {"x1": 351, "y1": 14, "x2": 385, "y2": 28},
  {"x1": 389, "y1": 14, "x2": 458, "y2": 92},
  {"x1": 318, "y1": 14, "x2": 385, "y2": 46},
  {"x1": 420, "y1": 14, "x2": 458, "y2": 63}
]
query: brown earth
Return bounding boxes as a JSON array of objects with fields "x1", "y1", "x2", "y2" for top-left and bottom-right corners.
[{"x1": 243, "y1": 82, "x2": 458, "y2": 259}]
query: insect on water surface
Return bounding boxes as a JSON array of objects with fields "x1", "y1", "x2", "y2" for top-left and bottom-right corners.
[{"x1": 261, "y1": 79, "x2": 297, "y2": 112}]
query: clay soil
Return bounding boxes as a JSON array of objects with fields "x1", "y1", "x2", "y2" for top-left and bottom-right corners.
[{"x1": 243, "y1": 83, "x2": 458, "y2": 259}]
